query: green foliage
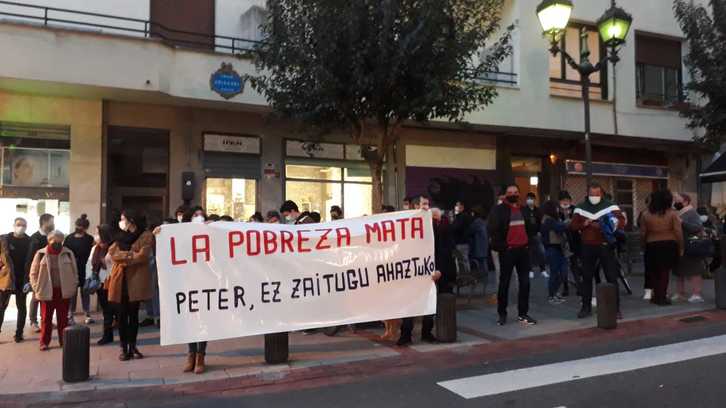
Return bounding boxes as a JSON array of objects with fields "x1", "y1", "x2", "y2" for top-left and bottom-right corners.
[
  {"x1": 674, "y1": 0, "x2": 726, "y2": 148},
  {"x1": 251, "y1": 0, "x2": 511, "y2": 145}
]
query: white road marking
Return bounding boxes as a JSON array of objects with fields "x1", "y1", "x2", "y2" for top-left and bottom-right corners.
[{"x1": 438, "y1": 334, "x2": 726, "y2": 399}]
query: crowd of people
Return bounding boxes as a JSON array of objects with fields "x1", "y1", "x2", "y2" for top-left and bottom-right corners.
[{"x1": 0, "y1": 184, "x2": 717, "y2": 369}]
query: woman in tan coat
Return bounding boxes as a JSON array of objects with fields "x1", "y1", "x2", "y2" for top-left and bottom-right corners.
[
  {"x1": 107, "y1": 209, "x2": 153, "y2": 361},
  {"x1": 29, "y1": 230, "x2": 78, "y2": 350},
  {"x1": 640, "y1": 190, "x2": 683, "y2": 306}
]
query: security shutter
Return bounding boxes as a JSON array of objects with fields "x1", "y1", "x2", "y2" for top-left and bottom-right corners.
[{"x1": 203, "y1": 152, "x2": 260, "y2": 179}]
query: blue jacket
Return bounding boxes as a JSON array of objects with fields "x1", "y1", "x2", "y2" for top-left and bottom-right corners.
[{"x1": 468, "y1": 218, "x2": 489, "y2": 259}]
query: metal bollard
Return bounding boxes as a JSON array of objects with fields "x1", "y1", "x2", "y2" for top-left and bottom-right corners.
[
  {"x1": 264, "y1": 332, "x2": 289, "y2": 364},
  {"x1": 62, "y1": 325, "x2": 90, "y2": 383},
  {"x1": 596, "y1": 283, "x2": 618, "y2": 330},
  {"x1": 436, "y1": 293, "x2": 457, "y2": 343}
]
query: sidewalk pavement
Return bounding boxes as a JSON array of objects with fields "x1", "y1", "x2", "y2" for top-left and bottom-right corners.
[{"x1": 0, "y1": 275, "x2": 718, "y2": 395}]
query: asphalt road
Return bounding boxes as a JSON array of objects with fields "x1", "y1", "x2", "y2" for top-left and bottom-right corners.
[{"x1": 80, "y1": 321, "x2": 726, "y2": 408}]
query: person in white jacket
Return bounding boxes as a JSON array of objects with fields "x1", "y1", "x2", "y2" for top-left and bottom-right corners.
[{"x1": 86, "y1": 224, "x2": 115, "y2": 345}]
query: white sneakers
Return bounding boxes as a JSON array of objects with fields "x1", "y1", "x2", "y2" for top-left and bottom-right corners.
[
  {"x1": 643, "y1": 289, "x2": 652, "y2": 300},
  {"x1": 542, "y1": 271, "x2": 551, "y2": 279},
  {"x1": 688, "y1": 294, "x2": 705, "y2": 303},
  {"x1": 529, "y1": 271, "x2": 535, "y2": 279},
  {"x1": 591, "y1": 298, "x2": 597, "y2": 307},
  {"x1": 670, "y1": 293, "x2": 705, "y2": 303}
]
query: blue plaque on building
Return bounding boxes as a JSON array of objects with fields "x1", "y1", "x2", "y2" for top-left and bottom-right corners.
[{"x1": 210, "y1": 63, "x2": 244, "y2": 99}]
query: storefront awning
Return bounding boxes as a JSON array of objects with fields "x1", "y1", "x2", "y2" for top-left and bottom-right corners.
[{"x1": 700, "y1": 154, "x2": 726, "y2": 183}]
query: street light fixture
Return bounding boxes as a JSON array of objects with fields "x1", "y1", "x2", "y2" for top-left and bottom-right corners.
[{"x1": 536, "y1": 0, "x2": 632, "y2": 186}]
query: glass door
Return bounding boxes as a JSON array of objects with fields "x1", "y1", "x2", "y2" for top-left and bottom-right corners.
[{"x1": 205, "y1": 178, "x2": 257, "y2": 221}]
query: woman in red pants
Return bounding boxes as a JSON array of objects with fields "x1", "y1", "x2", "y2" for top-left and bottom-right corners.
[{"x1": 29, "y1": 230, "x2": 78, "y2": 350}]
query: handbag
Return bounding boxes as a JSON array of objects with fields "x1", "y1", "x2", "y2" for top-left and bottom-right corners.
[
  {"x1": 83, "y1": 273, "x2": 102, "y2": 295},
  {"x1": 684, "y1": 236, "x2": 715, "y2": 258}
]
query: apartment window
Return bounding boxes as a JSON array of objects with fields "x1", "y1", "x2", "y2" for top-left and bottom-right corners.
[
  {"x1": 549, "y1": 24, "x2": 607, "y2": 100},
  {"x1": 636, "y1": 34, "x2": 683, "y2": 108},
  {"x1": 477, "y1": 26, "x2": 519, "y2": 87}
]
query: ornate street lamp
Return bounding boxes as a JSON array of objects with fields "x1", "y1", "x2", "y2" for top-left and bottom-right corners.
[{"x1": 536, "y1": 0, "x2": 632, "y2": 185}]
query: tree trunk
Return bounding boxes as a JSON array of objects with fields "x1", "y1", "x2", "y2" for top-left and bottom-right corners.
[{"x1": 368, "y1": 158, "x2": 384, "y2": 215}]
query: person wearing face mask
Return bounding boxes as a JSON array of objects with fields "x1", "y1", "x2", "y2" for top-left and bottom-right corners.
[
  {"x1": 672, "y1": 193, "x2": 706, "y2": 303},
  {"x1": 522, "y1": 193, "x2": 547, "y2": 280},
  {"x1": 29, "y1": 230, "x2": 78, "y2": 350},
  {"x1": 558, "y1": 191, "x2": 580, "y2": 297},
  {"x1": 188, "y1": 206, "x2": 207, "y2": 224},
  {"x1": 279, "y1": 200, "x2": 301, "y2": 224},
  {"x1": 175, "y1": 206, "x2": 190, "y2": 224},
  {"x1": 63, "y1": 214, "x2": 95, "y2": 325},
  {"x1": 3, "y1": 217, "x2": 31, "y2": 342},
  {"x1": 396, "y1": 196, "x2": 443, "y2": 346},
  {"x1": 452, "y1": 200, "x2": 473, "y2": 269},
  {"x1": 487, "y1": 184, "x2": 537, "y2": 326},
  {"x1": 88, "y1": 224, "x2": 116, "y2": 345},
  {"x1": 266, "y1": 211, "x2": 281, "y2": 224},
  {"x1": 25, "y1": 213, "x2": 55, "y2": 334},
  {"x1": 570, "y1": 183, "x2": 626, "y2": 319},
  {"x1": 107, "y1": 209, "x2": 153, "y2": 361}
]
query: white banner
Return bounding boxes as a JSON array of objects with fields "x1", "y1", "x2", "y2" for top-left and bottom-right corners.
[{"x1": 157, "y1": 210, "x2": 437, "y2": 346}]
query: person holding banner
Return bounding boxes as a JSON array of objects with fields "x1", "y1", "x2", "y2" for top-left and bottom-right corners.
[
  {"x1": 107, "y1": 209, "x2": 153, "y2": 361},
  {"x1": 397, "y1": 196, "x2": 443, "y2": 346}
]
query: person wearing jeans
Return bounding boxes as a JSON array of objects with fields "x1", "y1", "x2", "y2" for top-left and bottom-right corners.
[
  {"x1": 487, "y1": 184, "x2": 537, "y2": 326},
  {"x1": 540, "y1": 201, "x2": 569, "y2": 304},
  {"x1": 64, "y1": 214, "x2": 95, "y2": 325},
  {"x1": 29, "y1": 230, "x2": 78, "y2": 350},
  {"x1": 570, "y1": 183, "x2": 626, "y2": 319}
]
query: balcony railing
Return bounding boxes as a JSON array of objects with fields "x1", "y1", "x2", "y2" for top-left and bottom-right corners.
[
  {"x1": 475, "y1": 71, "x2": 518, "y2": 86},
  {"x1": 0, "y1": 0, "x2": 260, "y2": 54}
]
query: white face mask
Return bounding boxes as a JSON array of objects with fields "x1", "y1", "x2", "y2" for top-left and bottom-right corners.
[
  {"x1": 560, "y1": 203, "x2": 570, "y2": 209},
  {"x1": 14, "y1": 226, "x2": 26, "y2": 235},
  {"x1": 700, "y1": 215, "x2": 709, "y2": 223},
  {"x1": 526, "y1": 199, "x2": 535, "y2": 206},
  {"x1": 93, "y1": 234, "x2": 101, "y2": 244},
  {"x1": 118, "y1": 220, "x2": 128, "y2": 232},
  {"x1": 285, "y1": 214, "x2": 295, "y2": 223},
  {"x1": 177, "y1": 215, "x2": 184, "y2": 223},
  {"x1": 589, "y1": 196, "x2": 602, "y2": 205},
  {"x1": 192, "y1": 216, "x2": 205, "y2": 224},
  {"x1": 454, "y1": 208, "x2": 461, "y2": 215}
]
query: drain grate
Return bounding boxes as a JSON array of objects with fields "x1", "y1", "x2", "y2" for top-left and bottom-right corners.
[{"x1": 679, "y1": 315, "x2": 708, "y2": 324}]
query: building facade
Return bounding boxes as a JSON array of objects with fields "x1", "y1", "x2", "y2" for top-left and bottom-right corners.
[{"x1": 0, "y1": 0, "x2": 704, "y2": 230}]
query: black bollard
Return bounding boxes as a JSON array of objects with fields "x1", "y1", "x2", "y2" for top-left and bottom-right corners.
[
  {"x1": 596, "y1": 283, "x2": 618, "y2": 330},
  {"x1": 436, "y1": 293, "x2": 457, "y2": 343},
  {"x1": 62, "y1": 325, "x2": 90, "y2": 383},
  {"x1": 264, "y1": 332, "x2": 289, "y2": 364}
]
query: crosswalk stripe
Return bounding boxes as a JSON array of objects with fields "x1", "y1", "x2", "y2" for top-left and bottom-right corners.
[{"x1": 438, "y1": 334, "x2": 726, "y2": 399}]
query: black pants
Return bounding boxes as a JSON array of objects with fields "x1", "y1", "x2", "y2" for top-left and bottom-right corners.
[
  {"x1": 581, "y1": 244, "x2": 619, "y2": 311},
  {"x1": 498, "y1": 246, "x2": 531, "y2": 317},
  {"x1": 113, "y1": 281, "x2": 140, "y2": 349},
  {"x1": 0, "y1": 288, "x2": 26, "y2": 337},
  {"x1": 97, "y1": 288, "x2": 115, "y2": 339},
  {"x1": 188, "y1": 342, "x2": 208, "y2": 353},
  {"x1": 400, "y1": 283, "x2": 451, "y2": 340}
]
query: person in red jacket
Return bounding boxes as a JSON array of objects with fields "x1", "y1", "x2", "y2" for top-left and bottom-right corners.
[{"x1": 570, "y1": 183, "x2": 626, "y2": 319}]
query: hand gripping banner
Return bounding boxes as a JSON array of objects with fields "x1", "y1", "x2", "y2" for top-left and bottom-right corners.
[{"x1": 157, "y1": 210, "x2": 437, "y2": 345}]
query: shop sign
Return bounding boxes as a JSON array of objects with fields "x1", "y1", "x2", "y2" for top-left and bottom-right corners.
[
  {"x1": 210, "y1": 63, "x2": 245, "y2": 99},
  {"x1": 566, "y1": 160, "x2": 668, "y2": 179},
  {"x1": 204, "y1": 134, "x2": 260, "y2": 154}
]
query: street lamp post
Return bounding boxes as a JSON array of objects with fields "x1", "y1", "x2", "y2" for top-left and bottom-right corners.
[{"x1": 536, "y1": 0, "x2": 632, "y2": 187}]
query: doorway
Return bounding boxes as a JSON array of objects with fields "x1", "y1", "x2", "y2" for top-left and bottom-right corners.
[{"x1": 106, "y1": 126, "x2": 169, "y2": 226}]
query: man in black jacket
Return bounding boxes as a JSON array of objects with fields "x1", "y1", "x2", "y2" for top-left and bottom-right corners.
[
  {"x1": 25, "y1": 213, "x2": 54, "y2": 333},
  {"x1": 6, "y1": 217, "x2": 31, "y2": 342},
  {"x1": 487, "y1": 185, "x2": 537, "y2": 326},
  {"x1": 522, "y1": 192, "x2": 546, "y2": 279},
  {"x1": 397, "y1": 196, "x2": 443, "y2": 346}
]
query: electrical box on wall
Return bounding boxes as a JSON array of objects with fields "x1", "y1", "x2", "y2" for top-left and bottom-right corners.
[{"x1": 182, "y1": 172, "x2": 195, "y2": 202}]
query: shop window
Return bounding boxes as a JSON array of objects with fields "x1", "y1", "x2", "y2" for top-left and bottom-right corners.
[
  {"x1": 0, "y1": 122, "x2": 71, "y2": 234},
  {"x1": 636, "y1": 34, "x2": 683, "y2": 108},
  {"x1": 205, "y1": 178, "x2": 257, "y2": 221},
  {"x1": 285, "y1": 163, "x2": 373, "y2": 221},
  {"x1": 549, "y1": 24, "x2": 606, "y2": 100}
]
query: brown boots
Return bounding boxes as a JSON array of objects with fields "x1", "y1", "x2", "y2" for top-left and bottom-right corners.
[
  {"x1": 194, "y1": 352, "x2": 205, "y2": 374},
  {"x1": 183, "y1": 352, "x2": 206, "y2": 374},
  {"x1": 381, "y1": 319, "x2": 402, "y2": 341},
  {"x1": 183, "y1": 352, "x2": 196, "y2": 373}
]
